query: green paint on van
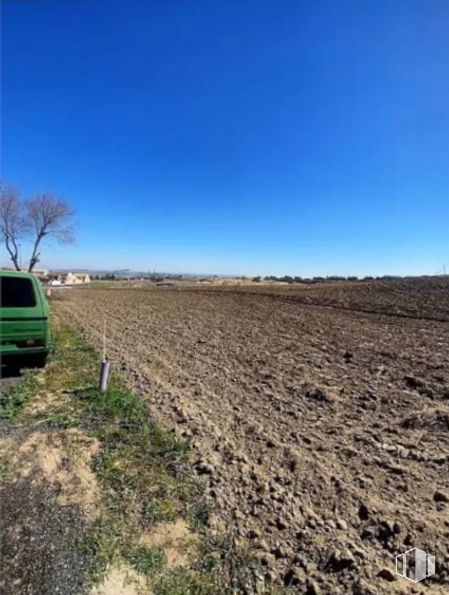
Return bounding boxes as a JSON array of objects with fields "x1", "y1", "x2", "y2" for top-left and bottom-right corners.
[{"x1": 0, "y1": 270, "x2": 51, "y2": 368}]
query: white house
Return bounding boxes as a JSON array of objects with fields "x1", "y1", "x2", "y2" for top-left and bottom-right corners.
[
  {"x1": 65, "y1": 272, "x2": 91, "y2": 285},
  {"x1": 48, "y1": 272, "x2": 91, "y2": 285}
]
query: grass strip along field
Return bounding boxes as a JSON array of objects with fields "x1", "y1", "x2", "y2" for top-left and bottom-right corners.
[{"x1": 0, "y1": 313, "x2": 265, "y2": 595}]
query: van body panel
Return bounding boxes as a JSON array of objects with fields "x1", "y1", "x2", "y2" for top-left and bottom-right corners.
[{"x1": 0, "y1": 271, "x2": 51, "y2": 363}]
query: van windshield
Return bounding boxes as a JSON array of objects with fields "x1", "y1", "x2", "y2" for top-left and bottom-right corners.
[{"x1": 0, "y1": 276, "x2": 37, "y2": 308}]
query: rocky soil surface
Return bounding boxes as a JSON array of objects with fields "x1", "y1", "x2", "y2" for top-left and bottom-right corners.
[
  {"x1": 58, "y1": 279, "x2": 449, "y2": 593},
  {"x1": 0, "y1": 367, "x2": 23, "y2": 395}
]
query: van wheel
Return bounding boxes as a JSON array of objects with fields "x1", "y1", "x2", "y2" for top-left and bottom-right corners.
[{"x1": 26, "y1": 354, "x2": 48, "y2": 369}]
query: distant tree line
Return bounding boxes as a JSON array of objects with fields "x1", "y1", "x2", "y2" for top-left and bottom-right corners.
[
  {"x1": 91, "y1": 273, "x2": 117, "y2": 281},
  {"x1": 249, "y1": 275, "x2": 403, "y2": 284},
  {"x1": 90, "y1": 273, "x2": 185, "y2": 281}
]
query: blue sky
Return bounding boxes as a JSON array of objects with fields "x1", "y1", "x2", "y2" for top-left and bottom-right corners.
[{"x1": 2, "y1": 0, "x2": 448, "y2": 276}]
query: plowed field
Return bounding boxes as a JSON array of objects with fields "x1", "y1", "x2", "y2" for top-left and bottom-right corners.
[{"x1": 57, "y1": 279, "x2": 449, "y2": 593}]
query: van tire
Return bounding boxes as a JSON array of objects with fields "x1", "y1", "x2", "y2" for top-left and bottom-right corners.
[{"x1": 26, "y1": 354, "x2": 48, "y2": 369}]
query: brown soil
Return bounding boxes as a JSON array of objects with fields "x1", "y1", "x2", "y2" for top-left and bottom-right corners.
[
  {"x1": 58, "y1": 278, "x2": 449, "y2": 593},
  {"x1": 90, "y1": 567, "x2": 148, "y2": 595},
  {"x1": 0, "y1": 425, "x2": 97, "y2": 594},
  {"x1": 12, "y1": 429, "x2": 99, "y2": 514},
  {"x1": 139, "y1": 520, "x2": 195, "y2": 568}
]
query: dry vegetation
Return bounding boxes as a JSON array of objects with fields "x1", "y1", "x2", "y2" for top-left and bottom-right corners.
[{"x1": 51, "y1": 277, "x2": 449, "y2": 593}]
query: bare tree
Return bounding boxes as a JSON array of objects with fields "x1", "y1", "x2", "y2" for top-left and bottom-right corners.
[
  {"x1": 0, "y1": 183, "x2": 75, "y2": 271},
  {"x1": 0, "y1": 183, "x2": 24, "y2": 271},
  {"x1": 25, "y1": 194, "x2": 75, "y2": 272}
]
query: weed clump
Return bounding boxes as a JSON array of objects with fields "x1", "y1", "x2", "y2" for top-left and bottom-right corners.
[{"x1": 0, "y1": 371, "x2": 39, "y2": 420}]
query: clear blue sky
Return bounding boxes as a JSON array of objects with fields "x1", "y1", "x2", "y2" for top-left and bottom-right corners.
[{"x1": 2, "y1": 0, "x2": 448, "y2": 276}]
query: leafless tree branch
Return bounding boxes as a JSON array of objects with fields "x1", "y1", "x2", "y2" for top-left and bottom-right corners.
[
  {"x1": 25, "y1": 193, "x2": 75, "y2": 272},
  {"x1": 0, "y1": 183, "x2": 24, "y2": 270},
  {"x1": 0, "y1": 183, "x2": 76, "y2": 271}
]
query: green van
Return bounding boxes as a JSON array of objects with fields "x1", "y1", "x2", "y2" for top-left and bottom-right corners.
[{"x1": 0, "y1": 270, "x2": 51, "y2": 369}]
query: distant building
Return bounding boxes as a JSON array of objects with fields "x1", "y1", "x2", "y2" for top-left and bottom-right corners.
[
  {"x1": 48, "y1": 272, "x2": 91, "y2": 285},
  {"x1": 1, "y1": 268, "x2": 49, "y2": 279},
  {"x1": 48, "y1": 277, "x2": 63, "y2": 286},
  {"x1": 65, "y1": 272, "x2": 91, "y2": 285},
  {"x1": 31, "y1": 269, "x2": 50, "y2": 280}
]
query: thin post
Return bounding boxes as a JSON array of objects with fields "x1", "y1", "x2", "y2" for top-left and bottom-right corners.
[
  {"x1": 99, "y1": 318, "x2": 110, "y2": 393},
  {"x1": 102, "y1": 319, "x2": 106, "y2": 362}
]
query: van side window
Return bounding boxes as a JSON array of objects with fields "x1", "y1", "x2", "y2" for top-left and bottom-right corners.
[{"x1": 0, "y1": 277, "x2": 37, "y2": 308}]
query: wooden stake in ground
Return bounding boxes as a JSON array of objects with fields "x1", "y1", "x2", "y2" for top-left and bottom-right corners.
[{"x1": 99, "y1": 318, "x2": 110, "y2": 393}]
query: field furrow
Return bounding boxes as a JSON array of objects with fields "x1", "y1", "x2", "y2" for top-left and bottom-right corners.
[{"x1": 56, "y1": 280, "x2": 449, "y2": 592}]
